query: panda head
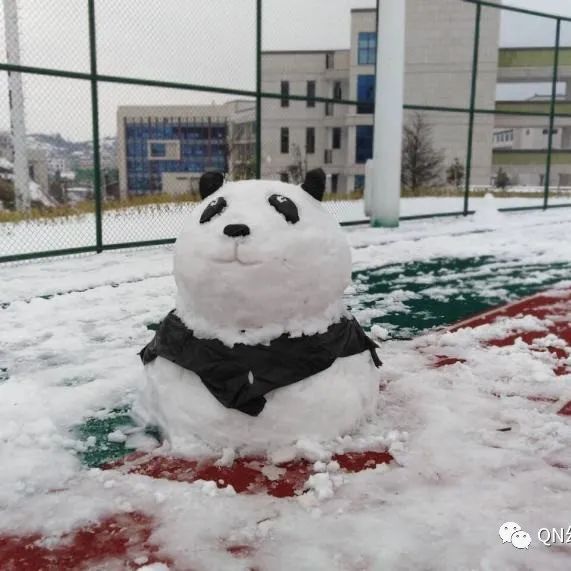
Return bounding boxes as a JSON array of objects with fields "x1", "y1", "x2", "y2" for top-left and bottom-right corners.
[{"x1": 173, "y1": 169, "x2": 352, "y2": 341}]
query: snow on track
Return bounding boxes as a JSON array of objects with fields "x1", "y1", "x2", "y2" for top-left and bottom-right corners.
[{"x1": 0, "y1": 207, "x2": 571, "y2": 569}]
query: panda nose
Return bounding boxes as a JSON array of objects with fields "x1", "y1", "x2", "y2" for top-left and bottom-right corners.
[{"x1": 223, "y1": 224, "x2": 250, "y2": 238}]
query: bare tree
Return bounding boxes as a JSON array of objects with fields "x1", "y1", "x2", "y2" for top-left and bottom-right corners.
[
  {"x1": 495, "y1": 168, "x2": 510, "y2": 190},
  {"x1": 401, "y1": 113, "x2": 445, "y2": 194},
  {"x1": 446, "y1": 158, "x2": 465, "y2": 190}
]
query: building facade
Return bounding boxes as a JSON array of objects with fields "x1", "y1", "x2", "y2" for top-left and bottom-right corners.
[
  {"x1": 117, "y1": 101, "x2": 255, "y2": 198},
  {"x1": 118, "y1": 1, "x2": 500, "y2": 197},
  {"x1": 260, "y1": 2, "x2": 500, "y2": 193},
  {"x1": 118, "y1": 105, "x2": 227, "y2": 197},
  {"x1": 493, "y1": 92, "x2": 571, "y2": 187}
]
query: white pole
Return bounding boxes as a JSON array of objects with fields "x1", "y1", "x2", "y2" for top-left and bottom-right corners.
[
  {"x1": 3, "y1": 0, "x2": 30, "y2": 211},
  {"x1": 364, "y1": 158, "x2": 374, "y2": 217},
  {"x1": 370, "y1": 0, "x2": 406, "y2": 227}
]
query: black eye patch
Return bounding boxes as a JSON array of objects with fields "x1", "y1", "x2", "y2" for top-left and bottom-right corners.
[
  {"x1": 268, "y1": 194, "x2": 299, "y2": 224},
  {"x1": 200, "y1": 197, "x2": 227, "y2": 224}
]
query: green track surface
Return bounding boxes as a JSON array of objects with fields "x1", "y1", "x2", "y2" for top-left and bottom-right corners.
[
  {"x1": 351, "y1": 256, "x2": 571, "y2": 338},
  {"x1": 77, "y1": 406, "x2": 137, "y2": 468},
  {"x1": 75, "y1": 256, "x2": 571, "y2": 466}
]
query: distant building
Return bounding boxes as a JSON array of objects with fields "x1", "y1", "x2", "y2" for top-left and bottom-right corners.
[
  {"x1": 0, "y1": 132, "x2": 49, "y2": 193},
  {"x1": 48, "y1": 157, "x2": 68, "y2": 174},
  {"x1": 260, "y1": 2, "x2": 499, "y2": 193},
  {"x1": 27, "y1": 149, "x2": 49, "y2": 195},
  {"x1": 493, "y1": 125, "x2": 563, "y2": 153},
  {"x1": 117, "y1": 102, "x2": 256, "y2": 198},
  {"x1": 495, "y1": 52, "x2": 571, "y2": 187},
  {"x1": 118, "y1": 1, "x2": 500, "y2": 197},
  {"x1": 492, "y1": 94, "x2": 571, "y2": 186}
]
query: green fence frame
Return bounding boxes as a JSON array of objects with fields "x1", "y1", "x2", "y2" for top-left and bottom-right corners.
[{"x1": 1, "y1": 0, "x2": 571, "y2": 263}]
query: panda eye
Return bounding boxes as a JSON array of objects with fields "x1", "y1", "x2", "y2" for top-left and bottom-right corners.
[
  {"x1": 200, "y1": 197, "x2": 227, "y2": 224},
  {"x1": 268, "y1": 194, "x2": 299, "y2": 224}
]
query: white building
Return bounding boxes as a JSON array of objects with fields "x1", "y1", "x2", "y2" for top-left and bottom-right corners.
[
  {"x1": 48, "y1": 157, "x2": 68, "y2": 174},
  {"x1": 492, "y1": 94, "x2": 570, "y2": 186},
  {"x1": 493, "y1": 126, "x2": 563, "y2": 152},
  {"x1": 260, "y1": 2, "x2": 500, "y2": 193},
  {"x1": 118, "y1": 1, "x2": 500, "y2": 197}
]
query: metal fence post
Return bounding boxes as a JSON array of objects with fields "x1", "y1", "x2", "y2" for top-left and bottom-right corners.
[
  {"x1": 464, "y1": 2, "x2": 481, "y2": 216},
  {"x1": 544, "y1": 17, "x2": 561, "y2": 210},
  {"x1": 88, "y1": 0, "x2": 103, "y2": 252},
  {"x1": 255, "y1": 0, "x2": 262, "y2": 179}
]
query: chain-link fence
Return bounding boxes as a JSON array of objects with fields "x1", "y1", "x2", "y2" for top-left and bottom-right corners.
[{"x1": 0, "y1": 0, "x2": 570, "y2": 263}]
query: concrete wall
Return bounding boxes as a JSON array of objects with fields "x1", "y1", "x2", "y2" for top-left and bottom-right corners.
[
  {"x1": 402, "y1": 0, "x2": 499, "y2": 185},
  {"x1": 260, "y1": 2, "x2": 500, "y2": 192},
  {"x1": 260, "y1": 50, "x2": 348, "y2": 191},
  {"x1": 162, "y1": 172, "x2": 201, "y2": 195}
]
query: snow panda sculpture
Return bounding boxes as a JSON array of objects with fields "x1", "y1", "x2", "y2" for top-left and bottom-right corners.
[{"x1": 135, "y1": 169, "x2": 381, "y2": 453}]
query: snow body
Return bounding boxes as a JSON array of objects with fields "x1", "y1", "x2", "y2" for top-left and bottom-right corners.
[{"x1": 134, "y1": 178, "x2": 381, "y2": 452}]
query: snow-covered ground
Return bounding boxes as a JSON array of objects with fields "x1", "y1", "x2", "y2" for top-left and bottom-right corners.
[
  {"x1": 1, "y1": 203, "x2": 571, "y2": 569},
  {"x1": 2, "y1": 195, "x2": 571, "y2": 257}
]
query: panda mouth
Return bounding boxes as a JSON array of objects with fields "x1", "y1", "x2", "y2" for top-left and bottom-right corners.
[{"x1": 212, "y1": 244, "x2": 261, "y2": 266}]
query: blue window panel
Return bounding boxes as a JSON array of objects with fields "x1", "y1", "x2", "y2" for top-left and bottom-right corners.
[
  {"x1": 180, "y1": 127, "x2": 201, "y2": 140},
  {"x1": 358, "y1": 32, "x2": 376, "y2": 65},
  {"x1": 150, "y1": 142, "x2": 166, "y2": 158},
  {"x1": 354, "y1": 175, "x2": 365, "y2": 190},
  {"x1": 357, "y1": 75, "x2": 375, "y2": 114},
  {"x1": 211, "y1": 127, "x2": 221, "y2": 138},
  {"x1": 356, "y1": 125, "x2": 373, "y2": 164}
]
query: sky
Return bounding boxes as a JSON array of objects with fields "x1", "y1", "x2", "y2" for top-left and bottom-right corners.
[{"x1": 1, "y1": 0, "x2": 571, "y2": 140}]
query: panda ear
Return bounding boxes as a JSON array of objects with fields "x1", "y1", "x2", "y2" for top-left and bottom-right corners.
[
  {"x1": 199, "y1": 172, "x2": 225, "y2": 200},
  {"x1": 301, "y1": 168, "x2": 326, "y2": 201}
]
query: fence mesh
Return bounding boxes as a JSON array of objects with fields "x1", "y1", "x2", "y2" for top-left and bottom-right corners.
[{"x1": 1, "y1": 0, "x2": 571, "y2": 262}]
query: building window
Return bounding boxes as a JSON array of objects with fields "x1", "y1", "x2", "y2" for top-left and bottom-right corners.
[
  {"x1": 332, "y1": 127, "x2": 341, "y2": 149},
  {"x1": 326, "y1": 52, "x2": 334, "y2": 69},
  {"x1": 333, "y1": 81, "x2": 342, "y2": 101},
  {"x1": 306, "y1": 127, "x2": 315, "y2": 154},
  {"x1": 357, "y1": 75, "x2": 375, "y2": 114},
  {"x1": 354, "y1": 175, "x2": 365, "y2": 191},
  {"x1": 307, "y1": 81, "x2": 316, "y2": 108},
  {"x1": 331, "y1": 174, "x2": 339, "y2": 194},
  {"x1": 358, "y1": 32, "x2": 377, "y2": 65},
  {"x1": 150, "y1": 142, "x2": 166, "y2": 158},
  {"x1": 280, "y1": 172, "x2": 289, "y2": 183},
  {"x1": 324, "y1": 149, "x2": 332, "y2": 164},
  {"x1": 148, "y1": 140, "x2": 180, "y2": 160},
  {"x1": 281, "y1": 81, "x2": 289, "y2": 108},
  {"x1": 280, "y1": 127, "x2": 289, "y2": 154},
  {"x1": 356, "y1": 125, "x2": 373, "y2": 164},
  {"x1": 325, "y1": 102, "x2": 334, "y2": 116}
]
